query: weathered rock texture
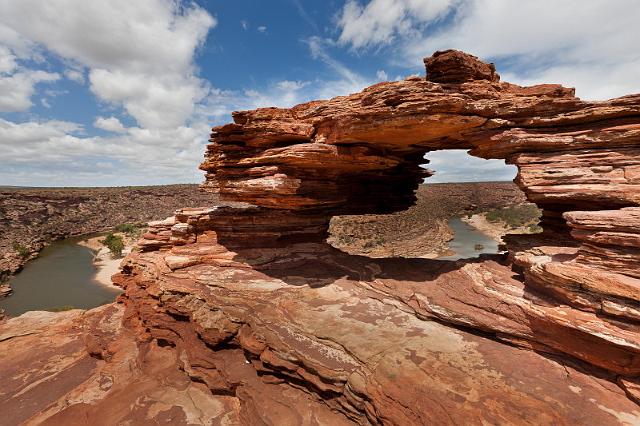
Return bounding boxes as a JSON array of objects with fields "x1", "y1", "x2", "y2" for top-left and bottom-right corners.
[{"x1": 3, "y1": 50, "x2": 640, "y2": 424}]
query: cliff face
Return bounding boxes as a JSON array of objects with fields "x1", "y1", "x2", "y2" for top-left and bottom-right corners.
[{"x1": 2, "y1": 50, "x2": 640, "y2": 424}]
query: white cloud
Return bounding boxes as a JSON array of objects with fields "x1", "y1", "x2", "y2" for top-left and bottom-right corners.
[
  {"x1": 0, "y1": 1, "x2": 214, "y2": 74},
  {"x1": 0, "y1": 69, "x2": 59, "y2": 112},
  {"x1": 376, "y1": 69, "x2": 388, "y2": 81},
  {"x1": 94, "y1": 116, "x2": 127, "y2": 133},
  {"x1": 337, "y1": 0, "x2": 640, "y2": 101},
  {"x1": 0, "y1": 45, "x2": 17, "y2": 73},
  {"x1": 0, "y1": 0, "x2": 216, "y2": 127},
  {"x1": 89, "y1": 69, "x2": 207, "y2": 129},
  {"x1": 257, "y1": 26, "x2": 267, "y2": 33},
  {"x1": 425, "y1": 150, "x2": 516, "y2": 183},
  {"x1": 0, "y1": 117, "x2": 209, "y2": 186},
  {"x1": 64, "y1": 68, "x2": 84, "y2": 84},
  {"x1": 337, "y1": 0, "x2": 455, "y2": 49},
  {"x1": 241, "y1": 20, "x2": 249, "y2": 30},
  {"x1": 0, "y1": 1, "x2": 222, "y2": 185},
  {"x1": 0, "y1": 118, "x2": 81, "y2": 144}
]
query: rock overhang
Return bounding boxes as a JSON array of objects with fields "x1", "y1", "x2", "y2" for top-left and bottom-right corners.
[
  {"x1": 200, "y1": 50, "x2": 640, "y2": 224},
  {"x1": 112, "y1": 50, "x2": 640, "y2": 422}
]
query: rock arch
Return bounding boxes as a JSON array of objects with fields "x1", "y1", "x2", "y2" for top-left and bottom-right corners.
[
  {"x1": 200, "y1": 50, "x2": 639, "y2": 245},
  {"x1": 198, "y1": 50, "x2": 640, "y2": 372},
  {"x1": 116, "y1": 50, "x2": 640, "y2": 421}
]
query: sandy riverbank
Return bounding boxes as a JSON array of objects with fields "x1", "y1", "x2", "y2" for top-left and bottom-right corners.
[
  {"x1": 461, "y1": 214, "x2": 506, "y2": 242},
  {"x1": 77, "y1": 234, "x2": 134, "y2": 287},
  {"x1": 461, "y1": 213, "x2": 538, "y2": 242}
]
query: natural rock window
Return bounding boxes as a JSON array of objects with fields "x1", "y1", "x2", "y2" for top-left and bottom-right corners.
[{"x1": 327, "y1": 149, "x2": 535, "y2": 259}]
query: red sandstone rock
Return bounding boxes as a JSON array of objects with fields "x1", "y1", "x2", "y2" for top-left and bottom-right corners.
[
  {"x1": 0, "y1": 283, "x2": 11, "y2": 299},
  {"x1": 425, "y1": 49, "x2": 500, "y2": 83},
  {"x1": 564, "y1": 208, "x2": 640, "y2": 278},
  {"x1": 3, "y1": 50, "x2": 640, "y2": 424}
]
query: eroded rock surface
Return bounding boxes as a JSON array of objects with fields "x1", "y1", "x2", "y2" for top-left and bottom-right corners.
[{"x1": 2, "y1": 50, "x2": 640, "y2": 424}]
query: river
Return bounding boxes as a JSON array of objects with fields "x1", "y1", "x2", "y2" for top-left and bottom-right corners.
[
  {"x1": 0, "y1": 218, "x2": 498, "y2": 317},
  {"x1": 438, "y1": 217, "x2": 501, "y2": 260},
  {"x1": 0, "y1": 235, "x2": 122, "y2": 317}
]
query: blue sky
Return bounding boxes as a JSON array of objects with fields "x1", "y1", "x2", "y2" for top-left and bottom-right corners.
[{"x1": 0, "y1": 0, "x2": 638, "y2": 186}]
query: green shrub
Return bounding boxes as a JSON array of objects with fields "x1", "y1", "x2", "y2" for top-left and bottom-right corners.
[
  {"x1": 114, "y1": 222, "x2": 145, "y2": 238},
  {"x1": 12, "y1": 242, "x2": 30, "y2": 259},
  {"x1": 363, "y1": 235, "x2": 385, "y2": 249},
  {"x1": 528, "y1": 224, "x2": 543, "y2": 233},
  {"x1": 100, "y1": 233, "x2": 125, "y2": 258},
  {"x1": 337, "y1": 234, "x2": 354, "y2": 245},
  {"x1": 484, "y1": 204, "x2": 541, "y2": 229}
]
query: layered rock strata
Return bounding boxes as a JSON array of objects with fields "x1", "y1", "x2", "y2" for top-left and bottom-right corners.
[
  {"x1": 3, "y1": 50, "x2": 640, "y2": 424},
  {"x1": 109, "y1": 50, "x2": 640, "y2": 422},
  {"x1": 102, "y1": 51, "x2": 640, "y2": 424}
]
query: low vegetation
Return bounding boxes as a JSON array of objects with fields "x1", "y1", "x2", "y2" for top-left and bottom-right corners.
[
  {"x1": 363, "y1": 235, "x2": 386, "y2": 250},
  {"x1": 12, "y1": 242, "x2": 30, "y2": 259},
  {"x1": 114, "y1": 222, "x2": 146, "y2": 238},
  {"x1": 100, "y1": 233, "x2": 125, "y2": 258},
  {"x1": 485, "y1": 204, "x2": 542, "y2": 230}
]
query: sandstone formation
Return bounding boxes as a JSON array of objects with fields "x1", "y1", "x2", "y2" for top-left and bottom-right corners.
[{"x1": 3, "y1": 50, "x2": 640, "y2": 424}]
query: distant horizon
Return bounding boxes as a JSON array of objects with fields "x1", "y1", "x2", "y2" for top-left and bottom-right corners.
[
  {"x1": 1, "y1": 1, "x2": 637, "y2": 186},
  {"x1": 0, "y1": 180, "x2": 517, "y2": 190}
]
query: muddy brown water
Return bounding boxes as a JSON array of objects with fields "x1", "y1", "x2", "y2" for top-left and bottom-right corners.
[
  {"x1": 438, "y1": 218, "x2": 501, "y2": 260},
  {"x1": 0, "y1": 235, "x2": 122, "y2": 317}
]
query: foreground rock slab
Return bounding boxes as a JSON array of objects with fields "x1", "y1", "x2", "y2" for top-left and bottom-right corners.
[
  {"x1": 113, "y1": 239, "x2": 640, "y2": 425},
  {"x1": 1, "y1": 272, "x2": 639, "y2": 425},
  {"x1": 0, "y1": 306, "x2": 241, "y2": 425}
]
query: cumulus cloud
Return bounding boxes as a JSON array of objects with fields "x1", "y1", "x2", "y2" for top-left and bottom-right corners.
[
  {"x1": 0, "y1": 118, "x2": 81, "y2": 145},
  {"x1": 0, "y1": 0, "x2": 220, "y2": 185},
  {"x1": 0, "y1": 118, "x2": 209, "y2": 186},
  {"x1": 0, "y1": 69, "x2": 59, "y2": 112},
  {"x1": 337, "y1": 0, "x2": 455, "y2": 49},
  {"x1": 89, "y1": 69, "x2": 207, "y2": 129},
  {"x1": 425, "y1": 150, "x2": 516, "y2": 183},
  {"x1": 337, "y1": 0, "x2": 640, "y2": 101},
  {"x1": 0, "y1": 0, "x2": 216, "y2": 127},
  {"x1": 94, "y1": 116, "x2": 127, "y2": 133}
]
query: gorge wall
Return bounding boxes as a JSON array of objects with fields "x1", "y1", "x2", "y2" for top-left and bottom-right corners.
[{"x1": 2, "y1": 50, "x2": 640, "y2": 425}]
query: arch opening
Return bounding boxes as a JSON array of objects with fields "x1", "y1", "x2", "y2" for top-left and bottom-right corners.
[{"x1": 327, "y1": 150, "x2": 541, "y2": 259}]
